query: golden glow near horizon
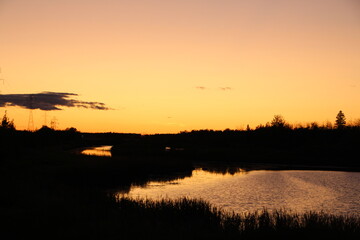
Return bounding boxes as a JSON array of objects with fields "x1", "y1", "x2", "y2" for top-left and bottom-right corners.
[{"x1": 0, "y1": 0, "x2": 359, "y2": 133}]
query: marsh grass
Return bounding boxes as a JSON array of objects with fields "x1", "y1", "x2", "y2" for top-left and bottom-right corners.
[
  {"x1": 113, "y1": 196, "x2": 360, "y2": 239},
  {"x1": 223, "y1": 208, "x2": 360, "y2": 239},
  {"x1": 3, "y1": 170, "x2": 360, "y2": 239}
]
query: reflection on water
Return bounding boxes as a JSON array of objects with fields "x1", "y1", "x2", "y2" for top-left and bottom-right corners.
[
  {"x1": 120, "y1": 169, "x2": 360, "y2": 216},
  {"x1": 81, "y1": 145, "x2": 112, "y2": 157}
]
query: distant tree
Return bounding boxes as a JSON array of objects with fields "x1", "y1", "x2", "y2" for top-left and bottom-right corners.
[
  {"x1": 271, "y1": 115, "x2": 286, "y2": 128},
  {"x1": 352, "y1": 119, "x2": 360, "y2": 127},
  {"x1": 246, "y1": 124, "x2": 251, "y2": 131},
  {"x1": 255, "y1": 124, "x2": 265, "y2": 130},
  {"x1": 335, "y1": 110, "x2": 346, "y2": 129},
  {"x1": 310, "y1": 122, "x2": 319, "y2": 130},
  {"x1": 323, "y1": 121, "x2": 333, "y2": 130},
  {"x1": 0, "y1": 111, "x2": 15, "y2": 131},
  {"x1": 65, "y1": 127, "x2": 78, "y2": 133},
  {"x1": 37, "y1": 125, "x2": 55, "y2": 134}
]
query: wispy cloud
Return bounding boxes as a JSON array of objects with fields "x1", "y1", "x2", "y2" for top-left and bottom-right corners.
[
  {"x1": 219, "y1": 87, "x2": 232, "y2": 91},
  {"x1": 0, "y1": 92, "x2": 110, "y2": 111},
  {"x1": 195, "y1": 86, "x2": 207, "y2": 90},
  {"x1": 196, "y1": 86, "x2": 233, "y2": 91}
]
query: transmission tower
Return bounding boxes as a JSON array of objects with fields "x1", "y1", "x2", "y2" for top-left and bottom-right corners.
[
  {"x1": 43, "y1": 111, "x2": 47, "y2": 127},
  {"x1": 28, "y1": 110, "x2": 34, "y2": 131},
  {"x1": 28, "y1": 95, "x2": 35, "y2": 131},
  {"x1": 0, "y1": 67, "x2": 4, "y2": 93},
  {"x1": 50, "y1": 117, "x2": 58, "y2": 130}
]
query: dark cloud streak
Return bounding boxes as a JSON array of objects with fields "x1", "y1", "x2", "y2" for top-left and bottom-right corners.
[
  {"x1": 0, "y1": 92, "x2": 110, "y2": 111},
  {"x1": 195, "y1": 86, "x2": 207, "y2": 90},
  {"x1": 219, "y1": 87, "x2": 232, "y2": 91},
  {"x1": 195, "y1": 86, "x2": 233, "y2": 91}
]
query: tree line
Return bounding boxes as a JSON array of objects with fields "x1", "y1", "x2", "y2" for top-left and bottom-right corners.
[{"x1": 0, "y1": 110, "x2": 357, "y2": 133}]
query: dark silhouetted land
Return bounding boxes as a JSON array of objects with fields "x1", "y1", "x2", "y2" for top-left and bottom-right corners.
[{"x1": 1, "y1": 119, "x2": 360, "y2": 239}]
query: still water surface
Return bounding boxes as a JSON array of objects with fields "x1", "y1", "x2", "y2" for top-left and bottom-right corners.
[{"x1": 122, "y1": 169, "x2": 360, "y2": 215}]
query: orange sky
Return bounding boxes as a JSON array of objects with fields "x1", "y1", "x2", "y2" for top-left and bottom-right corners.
[{"x1": 0, "y1": 0, "x2": 359, "y2": 133}]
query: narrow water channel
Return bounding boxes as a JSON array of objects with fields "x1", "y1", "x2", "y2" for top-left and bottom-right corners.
[{"x1": 81, "y1": 145, "x2": 112, "y2": 157}]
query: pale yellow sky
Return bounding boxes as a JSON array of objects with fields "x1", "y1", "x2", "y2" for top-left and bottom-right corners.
[{"x1": 0, "y1": 0, "x2": 359, "y2": 133}]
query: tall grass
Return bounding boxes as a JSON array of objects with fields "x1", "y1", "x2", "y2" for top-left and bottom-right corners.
[
  {"x1": 222, "y1": 209, "x2": 360, "y2": 239},
  {"x1": 112, "y1": 197, "x2": 225, "y2": 239},
  {"x1": 3, "y1": 186, "x2": 360, "y2": 239},
  {"x1": 114, "y1": 196, "x2": 360, "y2": 239}
]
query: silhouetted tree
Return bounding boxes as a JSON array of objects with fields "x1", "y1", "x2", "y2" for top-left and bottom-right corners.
[
  {"x1": 309, "y1": 122, "x2": 319, "y2": 130},
  {"x1": 37, "y1": 125, "x2": 54, "y2": 133},
  {"x1": 65, "y1": 127, "x2": 78, "y2": 133},
  {"x1": 271, "y1": 115, "x2": 286, "y2": 128},
  {"x1": 0, "y1": 111, "x2": 15, "y2": 131},
  {"x1": 352, "y1": 119, "x2": 360, "y2": 127},
  {"x1": 335, "y1": 110, "x2": 346, "y2": 129},
  {"x1": 323, "y1": 121, "x2": 333, "y2": 130}
]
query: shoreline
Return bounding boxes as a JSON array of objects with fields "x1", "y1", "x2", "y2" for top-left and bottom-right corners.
[
  {"x1": 68, "y1": 146, "x2": 360, "y2": 173},
  {"x1": 194, "y1": 161, "x2": 360, "y2": 173}
]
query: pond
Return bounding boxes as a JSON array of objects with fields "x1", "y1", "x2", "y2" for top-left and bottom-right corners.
[
  {"x1": 120, "y1": 169, "x2": 360, "y2": 216},
  {"x1": 81, "y1": 145, "x2": 112, "y2": 157}
]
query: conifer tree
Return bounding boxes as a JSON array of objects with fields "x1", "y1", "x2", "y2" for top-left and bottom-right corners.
[
  {"x1": 0, "y1": 111, "x2": 15, "y2": 130},
  {"x1": 335, "y1": 110, "x2": 346, "y2": 129}
]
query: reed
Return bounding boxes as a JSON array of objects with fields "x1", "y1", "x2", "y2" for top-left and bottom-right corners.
[{"x1": 114, "y1": 196, "x2": 360, "y2": 239}]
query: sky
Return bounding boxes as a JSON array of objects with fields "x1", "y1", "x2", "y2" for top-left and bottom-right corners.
[{"x1": 0, "y1": 0, "x2": 359, "y2": 133}]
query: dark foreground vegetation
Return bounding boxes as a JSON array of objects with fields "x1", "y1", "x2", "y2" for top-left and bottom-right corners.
[
  {"x1": 109, "y1": 197, "x2": 360, "y2": 240},
  {"x1": 3, "y1": 190, "x2": 360, "y2": 239},
  {"x1": 1, "y1": 112, "x2": 360, "y2": 239}
]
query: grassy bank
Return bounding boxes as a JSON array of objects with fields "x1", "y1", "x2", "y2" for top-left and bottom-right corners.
[
  {"x1": 113, "y1": 197, "x2": 360, "y2": 239},
  {"x1": 4, "y1": 192, "x2": 360, "y2": 240}
]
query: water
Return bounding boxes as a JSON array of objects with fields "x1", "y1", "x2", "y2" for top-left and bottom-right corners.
[
  {"x1": 81, "y1": 145, "x2": 112, "y2": 157},
  {"x1": 121, "y1": 169, "x2": 360, "y2": 215}
]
